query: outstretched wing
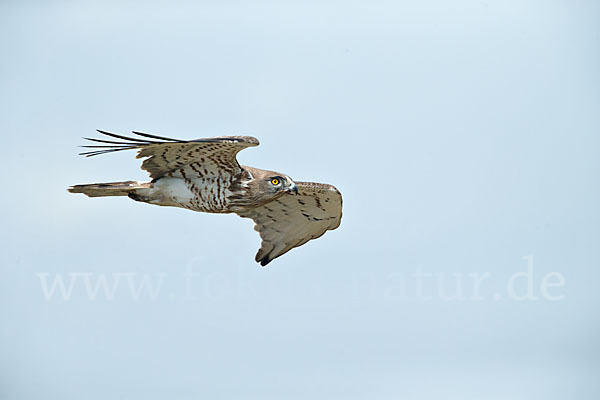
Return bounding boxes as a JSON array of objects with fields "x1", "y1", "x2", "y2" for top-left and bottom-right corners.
[
  {"x1": 237, "y1": 182, "x2": 342, "y2": 266},
  {"x1": 80, "y1": 130, "x2": 259, "y2": 179}
]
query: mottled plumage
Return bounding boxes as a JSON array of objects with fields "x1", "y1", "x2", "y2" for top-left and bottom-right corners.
[{"x1": 69, "y1": 130, "x2": 342, "y2": 266}]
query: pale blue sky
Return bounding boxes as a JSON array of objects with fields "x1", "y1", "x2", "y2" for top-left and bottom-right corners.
[{"x1": 1, "y1": 1, "x2": 599, "y2": 399}]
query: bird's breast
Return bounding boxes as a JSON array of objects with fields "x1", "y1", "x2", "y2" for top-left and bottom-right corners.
[{"x1": 153, "y1": 176, "x2": 235, "y2": 213}]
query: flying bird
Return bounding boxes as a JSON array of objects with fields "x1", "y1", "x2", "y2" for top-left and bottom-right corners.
[{"x1": 68, "y1": 130, "x2": 342, "y2": 266}]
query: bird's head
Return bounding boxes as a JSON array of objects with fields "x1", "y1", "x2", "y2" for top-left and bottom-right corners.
[
  {"x1": 265, "y1": 174, "x2": 298, "y2": 195},
  {"x1": 240, "y1": 166, "x2": 298, "y2": 205}
]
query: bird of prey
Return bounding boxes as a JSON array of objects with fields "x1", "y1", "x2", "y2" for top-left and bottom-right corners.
[{"x1": 68, "y1": 130, "x2": 343, "y2": 266}]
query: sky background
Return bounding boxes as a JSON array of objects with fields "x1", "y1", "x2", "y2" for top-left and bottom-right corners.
[{"x1": 1, "y1": 1, "x2": 599, "y2": 399}]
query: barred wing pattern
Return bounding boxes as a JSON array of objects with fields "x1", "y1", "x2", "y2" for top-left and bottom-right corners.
[
  {"x1": 237, "y1": 182, "x2": 342, "y2": 266},
  {"x1": 81, "y1": 130, "x2": 259, "y2": 179}
]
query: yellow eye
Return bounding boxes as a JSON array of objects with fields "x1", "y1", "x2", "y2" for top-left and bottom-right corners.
[{"x1": 271, "y1": 178, "x2": 280, "y2": 185}]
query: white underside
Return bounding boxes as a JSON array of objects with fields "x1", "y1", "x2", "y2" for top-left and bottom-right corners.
[{"x1": 136, "y1": 177, "x2": 233, "y2": 212}]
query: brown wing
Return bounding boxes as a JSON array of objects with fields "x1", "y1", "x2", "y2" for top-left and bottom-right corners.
[
  {"x1": 80, "y1": 130, "x2": 259, "y2": 179},
  {"x1": 237, "y1": 182, "x2": 342, "y2": 266}
]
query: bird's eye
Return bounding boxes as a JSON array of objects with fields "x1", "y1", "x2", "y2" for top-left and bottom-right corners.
[{"x1": 271, "y1": 178, "x2": 280, "y2": 185}]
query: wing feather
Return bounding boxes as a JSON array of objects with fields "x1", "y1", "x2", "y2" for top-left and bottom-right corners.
[
  {"x1": 79, "y1": 130, "x2": 259, "y2": 179},
  {"x1": 237, "y1": 182, "x2": 342, "y2": 266}
]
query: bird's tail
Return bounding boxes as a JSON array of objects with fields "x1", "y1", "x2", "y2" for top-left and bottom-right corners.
[{"x1": 68, "y1": 181, "x2": 151, "y2": 197}]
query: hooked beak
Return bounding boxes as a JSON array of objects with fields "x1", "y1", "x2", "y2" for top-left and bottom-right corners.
[{"x1": 286, "y1": 182, "x2": 298, "y2": 194}]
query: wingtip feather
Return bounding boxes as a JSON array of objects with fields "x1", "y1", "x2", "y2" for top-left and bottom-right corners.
[{"x1": 259, "y1": 257, "x2": 271, "y2": 267}]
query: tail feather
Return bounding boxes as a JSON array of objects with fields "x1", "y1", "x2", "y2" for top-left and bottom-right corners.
[{"x1": 68, "y1": 181, "x2": 151, "y2": 197}]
